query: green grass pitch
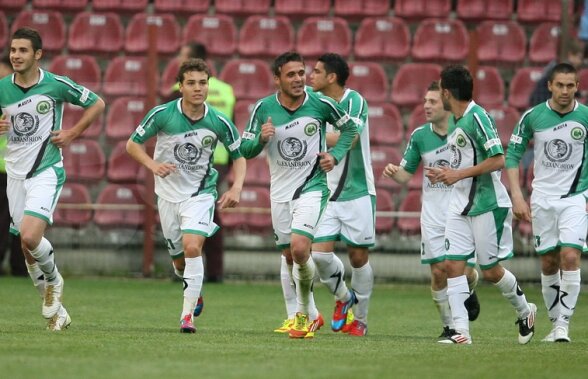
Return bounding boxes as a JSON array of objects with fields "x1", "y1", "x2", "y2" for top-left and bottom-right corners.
[{"x1": 0, "y1": 277, "x2": 586, "y2": 379}]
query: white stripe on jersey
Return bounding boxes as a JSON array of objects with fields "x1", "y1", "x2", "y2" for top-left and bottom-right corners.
[
  {"x1": 246, "y1": 101, "x2": 264, "y2": 133},
  {"x1": 473, "y1": 113, "x2": 491, "y2": 141}
]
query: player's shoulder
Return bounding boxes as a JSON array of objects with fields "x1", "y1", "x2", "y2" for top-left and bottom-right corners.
[
  {"x1": 206, "y1": 103, "x2": 234, "y2": 127},
  {"x1": 343, "y1": 88, "x2": 366, "y2": 103}
]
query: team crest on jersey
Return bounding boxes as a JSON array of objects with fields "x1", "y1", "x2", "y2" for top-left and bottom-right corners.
[
  {"x1": 36, "y1": 101, "x2": 51, "y2": 114},
  {"x1": 456, "y1": 134, "x2": 467, "y2": 147},
  {"x1": 433, "y1": 159, "x2": 450, "y2": 168},
  {"x1": 304, "y1": 122, "x2": 318, "y2": 136},
  {"x1": 571, "y1": 127, "x2": 585, "y2": 141},
  {"x1": 201, "y1": 135, "x2": 214, "y2": 148},
  {"x1": 449, "y1": 145, "x2": 462, "y2": 169},
  {"x1": 277, "y1": 137, "x2": 307, "y2": 161},
  {"x1": 174, "y1": 143, "x2": 201, "y2": 164},
  {"x1": 12, "y1": 112, "x2": 39, "y2": 137},
  {"x1": 544, "y1": 139, "x2": 572, "y2": 162}
]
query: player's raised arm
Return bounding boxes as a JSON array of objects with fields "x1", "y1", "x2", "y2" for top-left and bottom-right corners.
[{"x1": 240, "y1": 102, "x2": 270, "y2": 159}]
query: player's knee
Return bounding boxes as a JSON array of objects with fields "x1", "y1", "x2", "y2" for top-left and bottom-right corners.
[
  {"x1": 540, "y1": 252, "x2": 560, "y2": 274},
  {"x1": 19, "y1": 231, "x2": 41, "y2": 253},
  {"x1": 481, "y1": 265, "x2": 503, "y2": 283},
  {"x1": 348, "y1": 249, "x2": 368, "y2": 268},
  {"x1": 560, "y1": 250, "x2": 581, "y2": 270}
]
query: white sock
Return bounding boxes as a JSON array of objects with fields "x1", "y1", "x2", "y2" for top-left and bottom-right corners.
[
  {"x1": 280, "y1": 256, "x2": 297, "y2": 319},
  {"x1": 541, "y1": 272, "x2": 561, "y2": 323},
  {"x1": 288, "y1": 259, "x2": 319, "y2": 320},
  {"x1": 312, "y1": 251, "x2": 350, "y2": 301},
  {"x1": 495, "y1": 269, "x2": 530, "y2": 319},
  {"x1": 447, "y1": 275, "x2": 470, "y2": 336},
  {"x1": 26, "y1": 261, "x2": 45, "y2": 298},
  {"x1": 351, "y1": 261, "x2": 373, "y2": 324},
  {"x1": 181, "y1": 257, "x2": 204, "y2": 317},
  {"x1": 432, "y1": 287, "x2": 453, "y2": 328},
  {"x1": 293, "y1": 257, "x2": 316, "y2": 315},
  {"x1": 467, "y1": 269, "x2": 479, "y2": 293},
  {"x1": 559, "y1": 269, "x2": 581, "y2": 326},
  {"x1": 29, "y1": 237, "x2": 59, "y2": 283}
]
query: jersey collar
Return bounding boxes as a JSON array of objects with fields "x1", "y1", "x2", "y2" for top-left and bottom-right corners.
[{"x1": 12, "y1": 68, "x2": 44, "y2": 87}]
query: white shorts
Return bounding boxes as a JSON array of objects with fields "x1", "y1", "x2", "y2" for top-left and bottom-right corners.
[
  {"x1": 530, "y1": 193, "x2": 587, "y2": 254},
  {"x1": 271, "y1": 190, "x2": 328, "y2": 249},
  {"x1": 444, "y1": 207, "x2": 513, "y2": 270},
  {"x1": 313, "y1": 195, "x2": 376, "y2": 247},
  {"x1": 157, "y1": 194, "x2": 219, "y2": 258},
  {"x1": 7, "y1": 165, "x2": 66, "y2": 233},
  {"x1": 421, "y1": 223, "x2": 476, "y2": 267}
]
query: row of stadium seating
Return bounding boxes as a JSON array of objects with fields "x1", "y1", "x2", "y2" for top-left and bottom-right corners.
[{"x1": 0, "y1": 0, "x2": 569, "y2": 23}]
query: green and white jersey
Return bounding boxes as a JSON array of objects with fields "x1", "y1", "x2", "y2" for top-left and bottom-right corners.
[
  {"x1": 506, "y1": 100, "x2": 588, "y2": 198},
  {"x1": 241, "y1": 88, "x2": 357, "y2": 202},
  {"x1": 0, "y1": 69, "x2": 99, "y2": 179},
  {"x1": 448, "y1": 101, "x2": 511, "y2": 216},
  {"x1": 131, "y1": 100, "x2": 242, "y2": 203},
  {"x1": 326, "y1": 88, "x2": 375, "y2": 201},
  {"x1": 401, "y1": 123, "x2": 452, "y2": 227}
]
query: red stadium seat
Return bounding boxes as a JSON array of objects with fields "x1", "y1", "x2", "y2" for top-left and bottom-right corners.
[
  {"x1": 68, "y1": 12, "x2": 124, "y2": 54},
  {"x1": 473, "y1": 66, "x2": 505, "y2": 108},
  {"x1": 476, "y1": 21, "x2": 527, "y2": 65},
  {"x1": 391, "y1": 63, "x2": 442, "y2": 108},
  {"x1": 105, "y1": 97, "x2": 147, "y2": 141},
  {"x1": 0, "y1": 0, "x2": 26, "y2": 12},
  {"x1": 125, "y1": 13, "x2": 180, "y2": 56},
  {"x1": 274, "y1": 0, "x2": 331, "y2": 18},
  {"x1": 48, "y1": 55, "x2": 101, "y2": 92},
  {"x1": 296, "y1": 17, "x2": 352, "y2": 59},
  {"x1": 368, "y1": 103, "x2": 403, "y2": 146},
  {"x1": 334, "y1": 0, "x2": 390, "y2": 17},
  {"x1": 486, "y1": 105, "x2": 521, "y2": 147},
  {"x1": 219, "y1": 59, "x2": 274, "y2": 100},
  {"x1": 107, "y1": 141, "x2": 147, "y2": 184},
  {"x1": 375, "y1": 188, "x2": 395, "y2": 234},
  {"x1": 238, "y1": 16, "x2": 294, "y2": 59},
  {"x1": 529, "y1": 23, "x2": 560, "y2": 64},
  {"x1": 183, "y1": 14, "x2": 237, "y2": 58},
  {"x1": 92, "y1": 0, "x2": 148, "y2": 12},
  {"x1": 62, "y1": 103, "x2": 104, "y2": 139},
  {"x1": 103, "y1": 57, "x2": 151, "y2": 97},
  {"x1": 62, "y1": 139, "x2": 106, "y2": 183},
  {"x1": 11, "y1": 11, "x2": 65, "y2": 53},
  {"x1": 32, "y1": 0, "x2": 88, "y2": 11},
  {"x1": 227, "y1": 155, "x2": 270, "y2": 187},
  {"x1": 456, "y1": 0, "x2": 513, "y2": 20},
  {"x1": 221, "y1": 186, "x2": 271, "y2": 233},
  {"x1": 412, "y1": 18, "x2": 469, "y2": 63},
  {"x1": 394, "y1": 0, "x2": 451, "y2": 19},
  {"x1": 214, "y1": 0, "x2": 270, "y2": 16},
  {"x1": 154, "y1": 0, "x2": 209, "y2": 12},
  {"x1": 508, "y1": 67, "x2": 544, "y2": 110},
  {"x1": 407, "y1": 166, "x2": 424, "y2": 190},
  {"x1": 53, "y1": 183, "x2": 92, "y2": 228},
  {"x1": 396, "y1": 190, "x2": 422, "y2": 235},
  {"x1": 517, "y1": 0, "x2": 571, "y2": 23},
  {"x1": 354, "y1": 17, "x2": 410, "y2": 61},
  {"x1": 371, "y1": 146, "x2": 402, "y2": 190},
  {"x1": 0, "y1": 11, "x2": 8, "y2": 56},
  {"x1": 408, "y1": 105, "x2": 427, "y2": 135},
  {"x1": 346, "y1": 62, "x2": 389, "y2": 103},
  {"x1": 233, "y1": 99, "x2": 256, "y2": 133},
  {"x1": 94, "y1": 184, "x2": 145, "y2": 229}
]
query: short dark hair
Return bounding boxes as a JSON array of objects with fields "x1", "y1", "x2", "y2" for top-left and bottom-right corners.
[
  {"x1": 271, "y1": 51, "x2": 304, "y2": 76},
  {"x1": 185, "y1": 42, "x2": 207, "y2": 60},
  {"x1": 548, "y1": 62, "x2": 578, "y2": 82},
  {"x1": 427, "y1": 81, "x2": 440, "y2": 92},
  {"x1": 440, "y1": 65, "x2": 473, "y2": 101},
  {"x1": 317, "y1": 53, "x2": 349, "y2": 87},
  {"x1": 176, "y1": 58, "x2": 210, "y2": 83},
  {"x1": 12, "y1": 27, "x2": 43, "y2": 51}
]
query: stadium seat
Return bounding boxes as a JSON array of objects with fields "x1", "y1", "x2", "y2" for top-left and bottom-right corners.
[
  {"x1": 0, "y1": 12, "x2": 8, "y2": 56},
  {"x1": 48, "y1": 55, "x2": 101, "y2": 92},
  {"x1": 107, "y1": 141, "x2": 147, "y2": 184},
  {"x1": 508, "y1": 67, "x2": 544, "y2": 110},
  {"x1": 214, "y1": 0, "x2": 271, "y2": 16},
  {"x1": 368, "y1": 103, "x2": 403, "y2": 146},
  {"x1": 517, "y1": 0, "x2": 570, "y2": 23},
  {"x1": 32, "y1": 0, "x2": 88, "y2": 11},
  {"x1": 105, "y1": 97, "x2": 147, "y2": 141},
  {"x1": 227, "y1": 155, "x2": 270, "y2": 187},
  {"x1": 103, "y1": 56, "x2": 151, "y2": 97},
  {"x1": 62, "y1": 102, "x2": 104, "y2": 139},
  {"x1": 238, "y1": 16, "x2": 294, "y2": 59},
  {"x1": 411, "y1": 18, "x2": 469, "y2": 62},
  {"x1": 68, "y1": 12, "x2": 124, "y2": 54},
  {"x1": 473, "y1": 66, "x2": 505, "y2": 108},
  {"x1": 125, "y1": 13, "x2": 181, "y2": 56},
  {"x1": 183, "y1": 14, "x2": 237, "y2": 58},
  {"x1": 219, "y1": 59, "x2": 274, "y2": 100},
  {"x1": 375, "y1": 188, "x2": 395, "y2": 234},
  {"x1": 354, "y1": 17, "x2": 410, "y2": 61},
  {"x1": 94, "y1": 184, "x2": 145, "y2": 229},
  {"x1": 408, "y1": 105, "x2": 427, "y2": 135},
  {"x1": 334, "y1": 0, "x2": 390, "y2": 17},
  {"x1": 529, "y1": 23, "x2": 560, "y2": 64},
  {"x1": 53, "y1": 183, "x2": 92, "y2": 228},
  {"x1": 296, "y1": 17, "x2": 352, "y2": 59},
  {"x1": 486, "y1": 105, "x2": 521, "y2": 147},
  {"x1": 233, "y1": 99, "x2": 256, "y2": 133},
  {"x1": 92, "y1": 0, "x2": 148, "y2": 12},
  {"x1": 391, "y1": 63, "x2": 442, "y2": 108},
  {"x1": 396, "y1": 190, "x2": 422, "y2": 235},
  {"x1": 0, "y1": 0, "x2": 26, "y2": 13},
  {"x1": 154, "y1": 0, "x2": 209, "y2": 12},
  {"x1": 11, "y1": 11, "x2": 65, "y2": 53},
  {"x1": 407, "y1": 166, "x2": 424, "y2": 190},
  {"x1": 394, "y1": 0, "x2": 451, "y2": 19},
  {"x1": 62, "y1": 139, "x2": 106, "y2": 183},
  {"x1": 476, "y1": 21, "x2": 526, "y2": 65},
  {"x1": 371, "y1": 146, "x2": 402, "y2": 190},
  {"x1": 346, "y1": 62, "x2": 389, "y2": 103},
  {"x1": 456, "y1": 0, "x2": 513, "y2": 20},
  {"x1": 221, "y1": 186, "x2": 271, "y2": 233},
  {"x1": 274, "y1": 0, "x2": 331, "y2": 18}
]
